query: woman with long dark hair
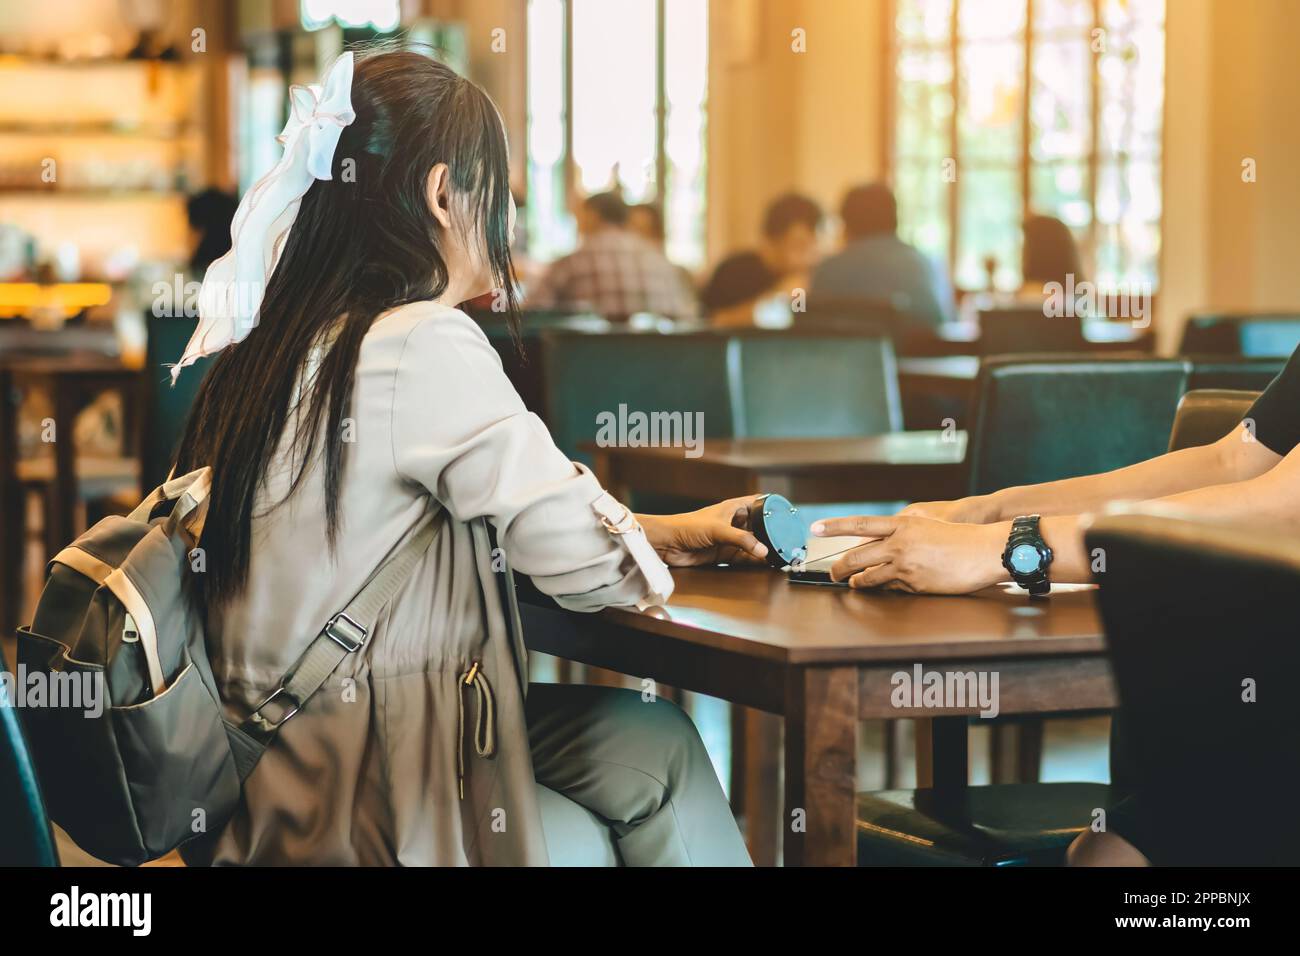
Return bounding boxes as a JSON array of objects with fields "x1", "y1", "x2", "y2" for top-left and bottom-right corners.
[{"x1": 170, "y1": 49, "x2": 756, "y2": 865}]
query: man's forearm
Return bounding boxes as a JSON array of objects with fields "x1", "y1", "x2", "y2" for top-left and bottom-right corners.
[
  {"x1": 980, "y1": 437, "x2": 1247, "y2": 523},
  {"x1": 1031, "y1": 454, "x2": 1300, "y2": 585}
]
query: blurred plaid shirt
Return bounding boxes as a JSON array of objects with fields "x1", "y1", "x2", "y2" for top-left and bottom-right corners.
[{"x1": 528, "y1": 230, "x2": 697, "y2": 320}]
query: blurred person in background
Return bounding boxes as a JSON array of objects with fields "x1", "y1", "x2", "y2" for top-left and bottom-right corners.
[
  {"x1": 702, "y1": 192, "x2": 822, "y2": 326},
  {"x1": 528, "y1": 191, "x2": 695, "y2": 319},
  {"x1": 810, "y1": 183, "x2": 954, "y2": 330},
  {"x1": 186, "y1": 187, "x2": 238, "y2": 278},
  {"x1": 627, "y1": 202, "x2": 665, "y2": 248},
  {"x1": 628, "y1": 201, "x2": 698, "y2": 303},
  {"x1": 959, "y1": 213, "x2": 1087, "y2": 323},
  {"x1": 1021, "y1": 213, "x2": 1085, "y2": 293}
]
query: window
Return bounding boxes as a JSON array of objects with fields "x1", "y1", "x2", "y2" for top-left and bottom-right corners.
[
  {"x1": 526, "y1": 0, "x2": 709, "y2": 267},
  {"x1": 891, "y1": 0, "x2": 1165, "y2": 293}
]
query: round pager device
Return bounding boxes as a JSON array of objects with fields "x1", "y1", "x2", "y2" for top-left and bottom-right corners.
[{"x1": 749, "y1": 493, "x2": 807, "y2": 569}]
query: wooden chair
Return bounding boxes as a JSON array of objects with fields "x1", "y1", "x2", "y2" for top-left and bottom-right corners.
[{"x1": 1, "y1": 356, "x2": 142, "y2": 635}]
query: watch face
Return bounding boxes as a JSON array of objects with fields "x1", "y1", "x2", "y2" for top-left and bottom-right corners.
[{"x1": 1008, "y1": 543, "x2": 1042, "y2": 575}]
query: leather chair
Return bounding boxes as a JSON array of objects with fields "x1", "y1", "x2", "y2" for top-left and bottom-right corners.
[
  {"x1": 476, "y1": 311, "x2": 616, "y2": 419},
  {"x1": 141, "y1": 311, "x2": 216, "y2": 491},
  {"x1": 1180, "y1": 312, "x2": 1300, "y2": 357},
  {"x1": 964, "y1": 356, "x2": 1189, "y2": 782},
  {"x1": 1166, "y1": 389, "x2": 1259, "y2": 453},
  {"x1": 857, "y1": 783, "x2": 1111, "y2": 866},
  {"x1": 854, "y1": 384, "x2": 1272, "y2": 865},
  {"x1": 730, "y1": 330, "x2": 902, "y2": 439},
  {"x1": 1186, "y1": 357, "x2": 1283, "y2": 393},
  {"x1": 1086, "y1": 512, "x2": 1300, "y2": 865},
  {"x1": 0, "y1": 643, "x2": 59, "y2": 866},
  {"x1": 539, "y1": 330, "x2": 735, "y2": 468},
  {"x1": 978, "y1": 306, "x2": 1087, "y2": 356},
  {"x1": 966, "y1": 355, "x2": 1191, "y2": 496},
  {"x1": 857, "y1": 360, "x2": 1201, "y2": 864},
  {"x1": 540, "y1": 329, "x2": 737, "y2": 523}
]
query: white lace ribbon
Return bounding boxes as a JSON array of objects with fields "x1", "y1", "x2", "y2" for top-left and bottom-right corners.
[{"x1": 171, "y1": 52, "x2": 357, "y2": 381}]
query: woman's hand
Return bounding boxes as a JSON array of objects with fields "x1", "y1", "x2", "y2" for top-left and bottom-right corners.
[
  {"x1": 638, "y1": 497, "x2": 770, "y2": 567},
  {"x1": 899, "y1": 494, "x2": 999, "y2": 524},
  {"x1": 811, "y1": 514, "x2": 1009, "y2": 594}
]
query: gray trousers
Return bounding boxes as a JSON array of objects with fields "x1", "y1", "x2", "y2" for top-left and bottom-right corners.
[{"x1": 526, "y1": 683, "x2": 752, "y2": 866}]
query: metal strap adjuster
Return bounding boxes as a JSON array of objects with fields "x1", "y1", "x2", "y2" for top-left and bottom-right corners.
[
  {"x1": 246, "y1": 685, "x2": 301, "y2": 737},
  {"x1": 325, "y1": 612, "x2": 368, "y2": 652},
  {"x1": 598, "y1": 507, "x2": 639, "y2": 535}
]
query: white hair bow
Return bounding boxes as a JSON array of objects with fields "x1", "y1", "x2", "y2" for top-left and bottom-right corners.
[{"x1": 172, "y1": 52, "x2": 356, "y2": 381}]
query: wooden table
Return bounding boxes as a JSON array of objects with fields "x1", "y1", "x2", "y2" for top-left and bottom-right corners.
[
  {"x1": 935, "y1": 320, "x2": 1154, "y2": 352},
  {"x1": 521, "y1": 566, "x2": 1116, "y2": 866},
  {"x1": 0, "y1": 353, "x2": 140, "y2": 635},
  {"x1": 591, "y1": 432, "x2": 968, "y2": 505}
]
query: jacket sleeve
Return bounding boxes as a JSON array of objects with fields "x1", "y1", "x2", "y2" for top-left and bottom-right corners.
[{"x1": 388, "y1": 305, "x2": 673, "y2": 611}]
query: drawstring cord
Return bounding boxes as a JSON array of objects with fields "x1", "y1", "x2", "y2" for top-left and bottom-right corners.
[{"x1": 456, "y1": 660, "x2": 496, "y2": 799}]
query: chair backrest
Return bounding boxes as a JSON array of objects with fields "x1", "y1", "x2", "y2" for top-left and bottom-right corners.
[
  {"x1": 978, "y1": 306, "x2": 1087, "y2": 356},
  {"x1": 477, "y1": 314, "x2": 613, "y2": 418},
  {"x1": 798, "y1": 296, "x2": 902, "y2": 331},
  {"x1": 539, "y1": 330, "x2": 734, "y2": 464},
  {"x1": 798, "y1": 296, "x2": 949, "y2": 358},
  {"x1": 142, "y1": 312, "x2": 214, "y2": 490},
  {"x1": 0, "y1": 643, "x2": 59, "y2": 866},
  {"x1": 1087, "y1": 512, "x2": 1300, "y2": 864},
  {"x1": 1166, "y1": 388, "x2": 1259, "y2": 452},
  {"x1": 1186, "y1": 356, "x2": 1284, "y2": 392},
  {"x1": 965, "y1": 355, "x2": 1190, "y2": 495},
  {"x1": 1181, "y1": 312, "x2": 1300, "y2": 357},
  {"x1": 1238, "y1": 319, "x2": 1300, "y2": 357},
  {"x1": 729, "y1": 330, "x2": 902, "y2": 437}
]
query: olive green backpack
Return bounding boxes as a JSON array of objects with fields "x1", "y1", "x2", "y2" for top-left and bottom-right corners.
[{"x1": 15, "y1": 468, "x2": 436, "y2": 865}]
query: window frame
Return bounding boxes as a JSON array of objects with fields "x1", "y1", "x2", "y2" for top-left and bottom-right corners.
[
  {"x1": 526, "y1": 0, "x2": 707, "y2": 266},
  {"x1": 884, "y1": 0, "x2": 1166, "y2": 295}
]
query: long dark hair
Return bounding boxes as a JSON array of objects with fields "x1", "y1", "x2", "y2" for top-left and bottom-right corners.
[{"x1": 174, "y1": 48, "x2": 520, "y2": 608}]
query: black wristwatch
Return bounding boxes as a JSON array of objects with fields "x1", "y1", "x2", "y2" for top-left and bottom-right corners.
[{"x1": 1002, "y1": 515, "x2": 1053, "y2": 596}]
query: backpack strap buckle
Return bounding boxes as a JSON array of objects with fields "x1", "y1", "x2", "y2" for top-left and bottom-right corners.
[
  {"x1": 245, "y1": 685, "x2": 302, "y2": 739},
  {"x1": 324, "y1": 612, "x2": 367, "y2": 652}
]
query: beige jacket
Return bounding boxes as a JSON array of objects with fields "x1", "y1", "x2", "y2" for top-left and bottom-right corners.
[{"x1": 181, "y1": 301, "x2": 671, "y2": 865}]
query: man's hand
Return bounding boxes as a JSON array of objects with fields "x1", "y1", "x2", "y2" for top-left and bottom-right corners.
[
  {"x1": 811, "y1": 514, "x2": 1008, "y2": 594},
  {"x1": 899, "y1": 495, "x2": 999, "y2": 524},
  {"x1": 639, "y1": 496, "x2": 770, "y2": 567}
]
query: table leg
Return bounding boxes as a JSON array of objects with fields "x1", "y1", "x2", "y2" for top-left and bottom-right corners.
[
  {"x1": 915, "y1": 716, "x2": 969, "y2": 788},
  {"x1": 48, "y1": 385, "x2": 79, "y2": 557},
  {"x1": 783, "y1": 666, "x2": 858, "y2": 866},
  {"x1": 736, "y1": 705, "x2": 781, "y2": 866}
]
